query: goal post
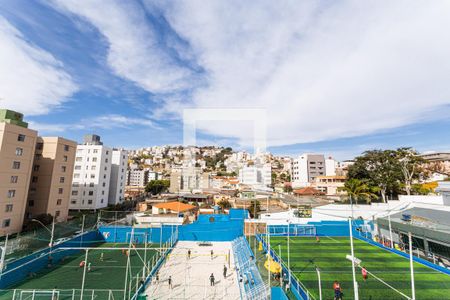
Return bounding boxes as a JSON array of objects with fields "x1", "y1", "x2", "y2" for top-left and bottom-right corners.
[
  {"x1": 18, "y1": 290, "x2": 60, "y2": 300},
  {"x1": 268, "y1": 225, "x2": 316, "y2": 236}
]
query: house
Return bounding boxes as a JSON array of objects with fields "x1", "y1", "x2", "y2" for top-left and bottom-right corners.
[
  {"x1": 152, "y1": 201, "x2": 197, "y2": 215},
  {"x1": 293, "y1": 187, "x2": 325, "y2": 196}
]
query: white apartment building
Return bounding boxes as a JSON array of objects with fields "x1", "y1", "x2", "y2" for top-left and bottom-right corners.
[
  {"x1": 69, "y1": 135, "x2": 112, "y2": 210},
  {"x1": 325, "y1": 157, "x2": 337, "y2": 176},
  {"x1": 108, "y1": 149, "x2": 127, "y2": 205},
  {"x1": 238, "y1": 164, "x2": 272, "y2": 189},
  {"x1": 292, "y1": 154, "x2": 325, "y2": 187}
]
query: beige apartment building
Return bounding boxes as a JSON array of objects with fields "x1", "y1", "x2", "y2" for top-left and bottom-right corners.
[
  {"x1": 26, "y1": 137, "x2": 77, "y2": 222},
  {"x1": 0, "y1": 110, "x2": 37, "y2": 236}
]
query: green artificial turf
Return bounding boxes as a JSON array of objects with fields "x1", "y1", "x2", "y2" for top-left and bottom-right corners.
[
  {"x1": 268, "y1": 236, "x2": 450, "y2": 300},
  {"x1": 0, "y1": 243, "x2": 158, "y2": 300}
]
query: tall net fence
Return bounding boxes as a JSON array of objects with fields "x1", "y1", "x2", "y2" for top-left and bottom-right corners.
[{"x1": 0, "y1": 214, "x2": 98, "y2": 262}]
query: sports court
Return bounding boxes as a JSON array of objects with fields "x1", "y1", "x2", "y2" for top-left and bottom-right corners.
[
  {"x1": 0, "y1": 242, "x2": 160, "y2": 300},
  {"x1": 145, "y1": 241, "x2": 241, "y2": 300},
  {"x1": 269, "y1": 236, "x2": 450, "y2": 300}
]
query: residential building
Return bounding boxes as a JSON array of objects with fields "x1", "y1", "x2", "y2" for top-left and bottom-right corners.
[
  {"x1": 325, "y1": 157, "x2": 337, "y2": 176},
  {"x1": 26, "y1": 137, "x2": 76, "y2": 222},
  {"x1": 127, "y1": 169, "x2": 148, "y2": 187},
  {"x1": 292, "y1": 154, "x2": 325, "y2": 187},
  {"x1": 0, "y1": 110, "x2": 37, "y2": 236},
  {"x1": 312, "y1": 175, "x2": 346, "y2": 195},
  {"x1": 108, "y1": 149, "x2": 127, "y2": 205},
  {"x1": 69, "y1": 135, "x2": 112, "y2": 210},
  {"x1": 169, "y1": 165, "x2": 211, "y2": 193},
  {"x1": 238, "y1": 164, "x2": 272, "y2": 189}
]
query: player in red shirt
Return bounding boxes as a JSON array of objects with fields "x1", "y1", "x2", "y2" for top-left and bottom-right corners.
[{"x1": 361, "y1": 266, "x2": 368, "y2": 281}]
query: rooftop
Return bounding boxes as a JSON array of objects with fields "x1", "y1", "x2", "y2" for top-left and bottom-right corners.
[{"x1": 153, "y1": 201, "x2": 196, "y2": 212}]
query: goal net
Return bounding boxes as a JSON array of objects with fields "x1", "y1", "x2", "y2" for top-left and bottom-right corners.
[
  {"x1": 18, "y1": 290, "x2": 60, "y2": 300},
  {"x1": 268, "y1": 224, "x2": 316, "y2": 236}
]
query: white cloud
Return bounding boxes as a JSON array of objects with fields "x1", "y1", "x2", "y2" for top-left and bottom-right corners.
[
  {"x1": 154, "y1": 0, "x2": 450, "y2": 146},
  {"x1": 52, "y1": 0, "x2": 450, "y2": 147},
  {"x1": 52, "y1": 0, "x2": 196, "y2": 94},
  {"x1": 30, "y1": 114, "x2": 159, "y2": 134},
  {"x1": 0, "y1": 16, "x2": 77, "y2": 115}
]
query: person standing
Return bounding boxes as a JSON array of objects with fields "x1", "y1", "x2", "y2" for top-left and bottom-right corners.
[
  {"x1": 168, "y1": 276, "x2": 172, "y2": 289},
  {"x1": 187, "y1": 249, "x2": 191, "y2": 260},
  {"x1": 210, "y1": 273, "x2": 215, "y2": 286},
  {"x1": 333, "y1": 281, "x2": 342, "y2": 300},
  {"x1": 361, "y1": 266, "x2": 368, "y2": 282},
  {"x1": 223, "y1": 265, "x2": 227, "y2": 278},
  {"x1": 211, "y1": 250, "x2": 214, "y2": 260}
]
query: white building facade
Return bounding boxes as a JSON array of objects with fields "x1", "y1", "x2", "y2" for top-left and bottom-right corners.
[
  {"x1": 108, "y1": 149, "x2": 127, "y2": 205},
  {"x1": 69, "y1": 135, "x2": 114, "y2": 210},
  {"x1": 292, "y1": 154, "x2": 325, "y2": 188},
  {"x1": 238, "y1": 164, "x2": 272, "y2": 189}
]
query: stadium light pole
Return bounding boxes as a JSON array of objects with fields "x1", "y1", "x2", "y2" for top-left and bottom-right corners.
[
  {"x1": 348, "y1": 217, "x2": 359, "y2": 300},
  {"x1": 316, "y1": 266, "x2": 322, "y2": 300},
  {"x1": 388, "y1": 214, "x2": 394, "y2": 248},
  {"x1": 409, "y1": 232, "x2": 416, "y2": 300},
  {"x1": 32, "y1": 219, "x2": 54, "y2": 255}
]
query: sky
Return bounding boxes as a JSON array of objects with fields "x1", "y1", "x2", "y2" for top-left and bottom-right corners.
[{"x1": 1, "y1": 0, "x2": 450, "y2": 160}]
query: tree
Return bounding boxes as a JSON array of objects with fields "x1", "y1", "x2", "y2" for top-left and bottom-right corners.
[
  {"x1": 338, "y1": 179, "x2": 379, "y2": 204},
  {"x1": 348, "y1": 150, "x2": 402, "y2": 202},
  {"x1": 283, "y1": 185, "x2": 293, "y2": 193},
  {"x1": 145, "y1": 180, "x2": 170, "y2": 195},
  {"x1": 248, "y1": 200, "x2": 261, "y2": 218},
  {"x1": 395, "y1": 148, "x2": 426, "y2": 195},
  {"x1": 217, "y1": 199, "x2": 232, "y2": 210}
]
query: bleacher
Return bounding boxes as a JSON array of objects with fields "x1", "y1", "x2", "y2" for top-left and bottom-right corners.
[{"x1": 232, "y1": 237, "x2": 269, "y2": 300}]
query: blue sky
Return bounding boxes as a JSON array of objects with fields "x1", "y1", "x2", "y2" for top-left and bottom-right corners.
[{"x1": 1, "y1": 0, "x2": 450, "y2": 160}]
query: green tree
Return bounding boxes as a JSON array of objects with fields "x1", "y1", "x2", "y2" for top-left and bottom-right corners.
[
  {"x1": 217, "y1": 199, "x2": 232, "y2": 210},
  {"x1": 395, "y1": 148, "x2": 427, "y2": 195},
  {"x1": 339, "y1": 179, "x2": 379, "y2": 204},
  {"x1": 145, "y1": 180, "x2": 170, "y2": 195},
  {"x1": 348, "y1": 150, "x2": 402, "y2": 202},
  {"x1": 283, "y1": 185, "x2": 293, "y2": 193},
  {"x1": 248, "y1": 200, "x2": 261, "y2": 218}
]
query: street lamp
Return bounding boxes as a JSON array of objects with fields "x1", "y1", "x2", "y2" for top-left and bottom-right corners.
[{"x1": 32, "y1": 219, "x2": 55, "y2": 254}]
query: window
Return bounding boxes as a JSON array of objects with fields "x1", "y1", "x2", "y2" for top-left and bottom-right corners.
[
  {"x1": 12, "y1": 161, "x2": 20, "y2": 169},
  {"x1": 72, "y1": 182, "x2": 79, "y2": 187},
  {"x1": 101, "y1": 199, "x2": 104, "y2": 203},
  {"x1": 3, "y1": 219, "x2": 11, "y2": 228},
  {"x1": 75, "y1": 157, "x2": 82, "y2": 162},
  {"x1": 61, "y1": 166, "x2": 66, "y2": 172},
  {"x1": 29, "y1": 200, "x2": 34, "y2": 207},
  {"x1": 89, "y1": 183, "x2": 94, "y2": 187},
  {"x1": 58, "y1": 188, "x2": 63, "y2": 194},
  {"x1": 104, "y1": 166, "x2": 107, "y2": 171},
  {"x1": 92, "y1": 157, "x2": 97, "y2": 162},
  {"x1": 29, "y1": 187, "x2": 36, "y2": 194},
  {"x1": 88, "y1": 191, "x2": 94, "y2": 196},
  {"x1": 91, "y1": 165, "x2": 96, "y2": 170},
  {"x1": 15, "y1": 147, "x2": 23, "y2": 156},
  {"x1": 106, "y1": 151, "x2": 109, "y2": 155},
  {"x1": 90, "y1": 174, "x2": 95, "y2": 179},
  {"x1": 105, "y1": 158, "x2": 109, "y2": 163},
  {"x1": 57, "y1": 199, "x2": 62, "y2": 205},
  {"x1": 33, "y1": 165, "x2": 40, "y2": 171},
  {"x1": 35, "y1": 154, "x2": 42, "y2": 160},
  {"x1": 71, "y1": 200, "x2": 77, "y2": 204},
  {"x1": 59, "y1": 177, "x2": 65, "y2": 183},
  {"x1": 72, "y1": 191, "x2": 78, "y2": 196},
  {"x1": 102, "y1": 182, "x2": 106, "y2": 187},
  {"x1": 18, "y1": 134, "x2": 25, "y2": 142},
  {"x1": 55, "y1": 210, "x2": 60, "y2": 217},
  {"x1": 93, "y1": 149, "x2": 98, "y2": 154},
  {"x1": 10, "y1": 176, "x2": 18, "y2": 184},
  {"x1": 32, "y1": 176, "x2": 38, "y2": 183},
  {"x1": 36, "y1": 142, "x2": 43, "y2": 150},
  {"x1": 5, "y1": 205, "x2": 13, "y2": 212},
  {"x1": 103, "y1": 174, "x2": 106, "y2": 179},
  {"x1": 101, "y1": 190, "x2": 105, "y2": 195},
  {"x1": 7, "y1": 190, "x2": 15, "y2": 198},
  {"x1": 64, "y1": 145, "x2": 69, "y2": 151},
  {"x1": 63, "y1": 155, "x2": 68, "y2": 162},
  {"x1": 75, "y1": 165, "x2": 81, "y2": 170},
  {"x1": 88, "y1": 200, "x2": 93, "y2": 205}
]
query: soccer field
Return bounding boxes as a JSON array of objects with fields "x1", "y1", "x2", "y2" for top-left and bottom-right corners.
[
  {"x1": 0, "y1": 243, "x2": 159, "y2": 300},
  {"x1": 269, "y1": 236, "x2": 450, "y2": 300}
]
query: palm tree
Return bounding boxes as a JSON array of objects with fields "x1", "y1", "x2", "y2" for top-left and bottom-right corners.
[{"x1": 339, "y1": 179, "x2": 379, "y2": 204}]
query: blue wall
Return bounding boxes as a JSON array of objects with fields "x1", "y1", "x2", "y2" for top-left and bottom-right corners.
[
  {"x1": 98, "y1": 225, "x2": 177, "y2": 244},
  {"x1": 0, "y1": 231, "x2": 103, "y2": 288},
  {"x1": 178, "y1": 213, "x2": 244, "y2": 241}
]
